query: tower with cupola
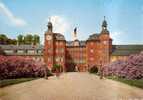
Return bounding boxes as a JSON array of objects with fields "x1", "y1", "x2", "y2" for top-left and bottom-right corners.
[
  {"x1": 99, "y1": 16, "x2": 112, "y2": 65},
  {"x1": 86, "y1": 16, "x2": 112, "y2": 68},
  {"x1": 44, "y1": 20, "x2": 54, "y2": 70},
  {"x1": 44, "y1": 19, "x2": 66, "y2": 71}
]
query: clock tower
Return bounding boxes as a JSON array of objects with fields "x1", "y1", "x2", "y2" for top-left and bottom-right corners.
[
  {"x1": 99, "y1": 16, "x2": 112, "y2": 65},
  {"x1": 44, "y1": 20, "x2": 54, "y2": 70}
]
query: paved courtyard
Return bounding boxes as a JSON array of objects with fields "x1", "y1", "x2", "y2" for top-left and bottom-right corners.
[{"x1": 0, "y1": 72, "x2": 143, "y2": 100}]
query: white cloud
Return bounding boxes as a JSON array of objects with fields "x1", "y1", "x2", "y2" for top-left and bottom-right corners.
[
  {"x1": 111, "y1": 31, "x2": 123, "y2": 44},
  {"x1": 0, "y1": 2, "x2": 27, "y2": 27},
  {"x1": 46, "y1": 15, "x2": 70, "y2": 34},
  {"x1": 111, "y1": 31, "x2": 121, "y2": 37}
]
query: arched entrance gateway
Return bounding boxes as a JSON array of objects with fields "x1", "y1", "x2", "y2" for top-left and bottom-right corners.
[{"x1": 44, "y1": 17, "x2": 112, "y2": 72}]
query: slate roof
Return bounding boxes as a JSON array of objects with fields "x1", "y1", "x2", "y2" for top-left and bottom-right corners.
[
  {"x1": 54, "y1": 33, "x2": 65, "y2": 40},
  {"x1": 66, "y1": 41, "x2": 86, "y2": 47},
  {"x1": 1, "y1": 44, "x2": 143, "y2": 56},
  {"x1": 112, "y1": 45, "x2": 143, "y2": 56},
  {"x1": 87, "y1": 33, "x2": 100, "y2": 40},
  {"x1": 0, "y1": 45, "x2": 43, "y2": 50},
  {"x1": 4, "y1": 53, "x2": 43, "y2": 56}
]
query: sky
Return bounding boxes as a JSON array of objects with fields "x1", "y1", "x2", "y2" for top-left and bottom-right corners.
[{"x1": 0, "y1": 0, "x2": 143, "y2": 44}]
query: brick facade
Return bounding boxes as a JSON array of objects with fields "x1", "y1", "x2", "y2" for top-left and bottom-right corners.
[
  {"x1": 0, "y1": 18, "x2": 142, "y2": 71},
  {"x1": 44, "y1": 18, "x2": 112, "y2": 72}
]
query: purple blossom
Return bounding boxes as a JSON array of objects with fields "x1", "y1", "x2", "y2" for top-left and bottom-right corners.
[{"x1": 104, "y1": 53, "x2": 143, "y2": 79}]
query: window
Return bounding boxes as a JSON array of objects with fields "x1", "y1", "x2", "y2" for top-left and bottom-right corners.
[
  {"x1": 90, "y1": 42, "x2": 94, "y2": 45},
  {"x1": 55, "y1": 57, "x2": 63, "y2": 62},
  {"x1": 103, "y1": 41, "x2": 108, "y2": 44},
  {"x1": 60, "y1": 42, "x2": 63, "y2": 45},
  {"x1": 48, "y1": 48, "x2": 51, "y2": 52},
  {"x1": 90, "y1": 49, "x2": 94, "y2": 53},
  {"x1": 5, "y1": 50, "x2": 13, "y2": 54},
  {"x1": 90, "y1": 57, "x2": 94, "y2": 61},
  {"x1": 56, "y1": 42, "x2": 58, "y2": 45},
  {"x1": 55, "y1": 49, "x2": 58, "y2": 53},
  {"x1": 18, "y1": 50, "x2": 24, "y2": 54},
  {"x1": 13, "y1": 50, "x2": 17, "y2": 53},
  {"x1": 48, "y1": 41, "x2": 51, "y2": 45},
  {"x1": 60, "y1": 48, "x2": 64, "y2": 53},
  {"x1": 60, "y1": 57, "x2": 63, "y2": 62},
  {"x1": 36, "y1": 50, "x2": 39, "y2": 54},
  {"x1": 48, "y1": 57, "x2": 51, "y2": 62},
  {"x1": 55, "y1": 57, "x2": 59, "y2": 62}
]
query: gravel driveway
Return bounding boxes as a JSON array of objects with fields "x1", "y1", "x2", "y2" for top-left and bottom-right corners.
[{"x1": 0, "y1": 72, "x2": 143, "y2": 100}]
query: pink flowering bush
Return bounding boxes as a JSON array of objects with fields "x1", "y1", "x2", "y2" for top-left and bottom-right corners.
[
  {"x1": 0, "y1": 56, "x2": 51, "y2": 80},
  {"x1": 104, "y1": 53, "x2": 143, "y2": 79}
]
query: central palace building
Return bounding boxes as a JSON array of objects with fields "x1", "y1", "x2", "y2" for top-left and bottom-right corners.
[
  {"x1": 0, "y1": 17, "x2": 143, "y2": 72},
  {"x1": 43, "y1": 18, "x2": 139, "y2": 71}
]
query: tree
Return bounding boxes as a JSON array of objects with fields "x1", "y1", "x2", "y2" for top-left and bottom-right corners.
[
  {"x1": 0, "y1": 34, "x2": 8, "y2": 44},
  {"x1": 104, "y1": 53, "x2": 143, "y2": 79},
  {"x1": 52, "y1": 64, "x2": 62, "y2": 77},
  {"x1": 12, "y1": 39, "x2": 17, "y2": 45},
  {"x1": 17, "y1": 34, "x2": 24, "y2": 45},
  {"x1": 33, "y1": 35, "x2": 40, "y2": 45},
  {"x1": 24, "y1": 34, "x2": 33, "y2": 45},
  {"x1": 7, "y1": 39, "x2": 17, "y2": 45},
  {"x1": 0, "y1": 56, "x2": 52, "y2": 79}
]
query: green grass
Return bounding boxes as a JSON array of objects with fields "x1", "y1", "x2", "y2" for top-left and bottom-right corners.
[
  {"x1": 0, "y1": 78, "x2": 37, "y2": 88},
  {"x1": 0, "y1": 91, "x2": 7, "y2": 97},
  {"x1": 107, "y1": 76, "x2": 143, "y2": 89}
]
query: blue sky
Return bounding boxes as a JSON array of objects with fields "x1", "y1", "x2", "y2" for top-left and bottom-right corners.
[{"x1": 0, "y1": 0, "x2": 143, "y2": 44}]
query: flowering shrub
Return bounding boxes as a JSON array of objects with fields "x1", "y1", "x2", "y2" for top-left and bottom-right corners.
[
  {"x1": 104, "y1": 53, "x2": 143, "y2": 79},
  {"x1": 0, "y1": 56, "x2": 51, "y2": 80}
]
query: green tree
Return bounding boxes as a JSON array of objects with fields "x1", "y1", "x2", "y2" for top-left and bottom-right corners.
[
  {"x1": 24, "y1": 34, "x2": 33, "y2": 45},
  {"x1": 0, "y1": 34, "x2": 8, "y2": 44},
  {"x1": 52, "y1": 64, "x2": 62, "y2": 77},
  {"x1": 11, "y1": 39, "x2": 17, "y2": 45},
  {"x1": 17, "y1": 34, "x2": 24, "y2": 45},
  {"x1": 33, "y1": 34, "x2": 40, "y2": 45}
]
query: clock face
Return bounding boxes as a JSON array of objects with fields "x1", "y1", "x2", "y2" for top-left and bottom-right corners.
[{"x1": 46, "y1": 35, "x2": 52, "y2": 40}]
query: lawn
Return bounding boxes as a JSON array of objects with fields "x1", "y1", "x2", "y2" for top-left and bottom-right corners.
[
  {"x1": 0, "y1": 78, "x2": 37, "y2": 88},
  {"x1": 107, "y1": 76, "x2": 143, "y2": 89}
]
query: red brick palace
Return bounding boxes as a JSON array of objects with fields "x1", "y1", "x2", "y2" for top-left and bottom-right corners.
[
  {"x1": 0, "y1": 18, "x2": 143, "y2": 72},
  {"x1": 44, "y1": 18, "x2": 112, "y2": 71}
]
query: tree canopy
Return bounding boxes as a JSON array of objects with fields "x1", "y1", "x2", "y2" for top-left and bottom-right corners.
[{"x1": 0, "y1": 34, "x2": 40, "y2": 45}]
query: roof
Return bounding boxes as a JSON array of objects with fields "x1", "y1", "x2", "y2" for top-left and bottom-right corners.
[
  {"x1": 101, "y1": 29, "x2": 109, "y2": 34},
  {"x1": 1, "y1": 44, "x2": 143, "y2": 56},
  {"x1": 66, "y1": 41, "x2": 86, "y2": 47},
  {"x1": 112, "y1": 45, "x2": 143, "y2": 56},
  {"x1": 54, "y1": 33, "x2": 65, "y2": 40},
  {"x1": 87, "y1": 33, "x2": 99, "y2": 40},
  {"x1": 0, "y1": 45, "x2": 43, "y2": 56},
  {"x1": 0, "y1": 45, "x2": 43, "y2": 50},
  {"x1": 4, "y1": 53, "x2": 43, "y2": 56}
]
